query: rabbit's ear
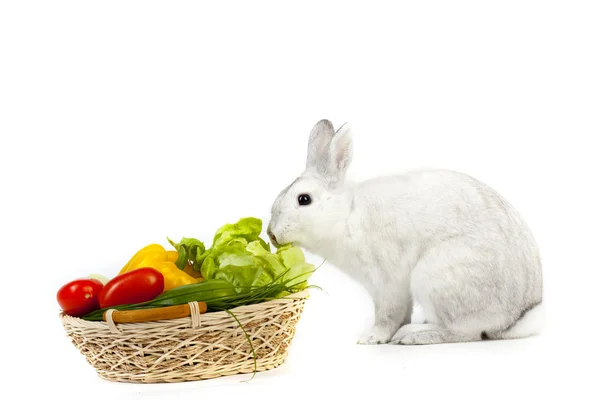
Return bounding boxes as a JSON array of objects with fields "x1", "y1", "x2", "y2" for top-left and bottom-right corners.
[
  {"x1": 327, "y1": 122, "x2": 353, "y2": 187},
  {"x1": 306, "y1": 119, "x2": 335, "y2": 174}
]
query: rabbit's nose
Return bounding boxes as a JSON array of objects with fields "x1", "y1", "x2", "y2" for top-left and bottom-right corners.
[{"x1": 267, "y1": 228, "x2": 278, "y2": 246}]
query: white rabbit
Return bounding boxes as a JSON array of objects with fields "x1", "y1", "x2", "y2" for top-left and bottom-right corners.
[{"x1": 267, "y1": 119, "x2": 544, "y2": 345}]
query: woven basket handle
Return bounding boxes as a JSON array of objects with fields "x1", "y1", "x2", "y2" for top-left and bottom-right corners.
[{"x1": 102, "y1": 301, "x2": 207, "y2": 324}]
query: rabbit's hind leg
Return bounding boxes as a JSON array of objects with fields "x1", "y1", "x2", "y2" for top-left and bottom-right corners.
[
  {"x1": 393, "y1": 241, "x2": 521, "y2": 345},
  {"x1": 389, "y1": 323, "x2": 481, "y2": 345}
]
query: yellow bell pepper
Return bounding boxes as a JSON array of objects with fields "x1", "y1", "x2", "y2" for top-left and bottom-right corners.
[
  {"x1": 119, "y1": 244, "x2": 202, "y2": 291},
  {"x1": 166, "y1": 250, "x2": 179, "y2": 263},
  {"x1": 136, "y1": 261, "x2": 199, "y2": 291},
  {"x1": 119, "y1": 244, "x2": 168, "y2": 274}
]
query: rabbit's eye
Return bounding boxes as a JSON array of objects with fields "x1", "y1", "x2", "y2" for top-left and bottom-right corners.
[{"x1": 297, "y1": 194, "x2": 312, "y2": 206}]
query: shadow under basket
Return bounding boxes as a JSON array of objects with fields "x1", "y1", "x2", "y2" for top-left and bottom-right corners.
[{"x1": 59, "y1": 290, "x2": 310, "y2": 383}]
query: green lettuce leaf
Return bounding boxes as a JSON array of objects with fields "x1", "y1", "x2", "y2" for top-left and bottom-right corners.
[
  {"x1": 214, "y1": 264, "x2": 272, "y2": 293},
  {"x1": 200, "y1": 256, "x2": 217, "y2": 280},
  {"x1": 246, "y1": 240, "x2": 287, "y2": 280},
  {"x1": 171, "y1": 217, "x2": 315, "y2": 296},
  {"x1": 212, "y1": 217, "x2": 263, "y2": 248},
  {"x1": 277, "y1": 244, "x2": 316, "y2": 289}
]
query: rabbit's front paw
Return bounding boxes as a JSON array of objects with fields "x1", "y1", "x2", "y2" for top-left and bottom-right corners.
[{"x1": 357, "y1": 325, "x2": 394, "y2": 345}]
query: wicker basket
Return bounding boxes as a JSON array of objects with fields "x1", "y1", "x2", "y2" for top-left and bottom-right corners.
[{"x1": 59, "y1": 290, "x2": 310, "y2": 383}]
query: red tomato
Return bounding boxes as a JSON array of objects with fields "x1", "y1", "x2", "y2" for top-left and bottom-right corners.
[
  {"x1": 57, "y1": 278, "x2": 104, "y2": 317},
  {"x1": 99, "y1": 267, "x2": 164, "y2": 308}
]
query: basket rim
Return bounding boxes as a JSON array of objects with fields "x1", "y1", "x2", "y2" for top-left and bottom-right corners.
[{"x1": 59, "y1": 288, "x2": 311, "y2": 328}]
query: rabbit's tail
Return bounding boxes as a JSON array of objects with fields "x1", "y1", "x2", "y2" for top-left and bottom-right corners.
[{"x1": 486, "y1": 301, "x2": 545, "y2": 340}]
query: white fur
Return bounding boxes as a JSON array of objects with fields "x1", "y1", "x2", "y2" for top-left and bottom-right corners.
[{"x1": 268, "y1": 119, "x2": 544, "y2": 345}]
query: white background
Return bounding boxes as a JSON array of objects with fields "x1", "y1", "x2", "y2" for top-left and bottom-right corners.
[{"x1": 1, "y1": 1, "x2": 599, "y2": 399}]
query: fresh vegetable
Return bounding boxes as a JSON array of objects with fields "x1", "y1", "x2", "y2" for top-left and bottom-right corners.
[
  {"x1": 166, "y1": 250, "x2": 178, "y2": 263},
  {"x1": 79, "y1": 217, "x2": 318, "y2": 321},
  {"x1": 118, "y1": 244, "x2": 167, "y2": 274},
  {"x1": 81, "y1": 271, "x2": 312, "y2": 321},
  {"x1": 57, "y1": 278, "x2": 104, "y2": 317},
  {"x1": 167, "y1": 237, "x2": 206, "y2": 270},
  {"x1": 167, "y1": 217, "x2": 315, "y2": 295},
  {"x1": 127, "y1": 261, "x2": 200, "y2": 291},
  {"x1": 98, "y1": 267, "x2": 165, "y2": 308},
  {"x1": 119, "y1": 244, "x2": 200, "y2": 291}
]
